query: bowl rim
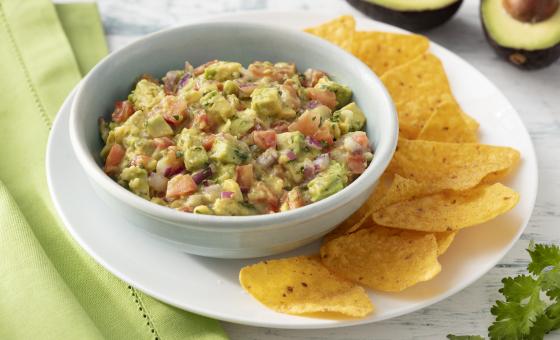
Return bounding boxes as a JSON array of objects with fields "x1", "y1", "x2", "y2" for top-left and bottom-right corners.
[{"x1": 69, "y1": 20, "x2": 398, "y2": 229}]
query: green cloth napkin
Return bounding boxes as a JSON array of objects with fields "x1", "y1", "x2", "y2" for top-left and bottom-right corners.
[{"x1": 0, "y1": 0, "x2": 228, "y2": 339}]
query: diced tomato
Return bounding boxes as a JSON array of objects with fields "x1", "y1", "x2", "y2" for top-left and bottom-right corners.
[
  {"x1": 192, "y1": 112, "x2": 213, "y2": 132},
  {"x1": 306, "y1": 88, "x2": 336, "y2": 110},
  {"x1": 154, "y1": 137, "x2": 174, "y2": 150},
  {"x1": 202, "y1": 134, "x2": 215, "y2": 151},
  {"x1": 111, "y1": 100, "x2": 134, "y2": 123},
  {"x1": 162, "y1": 97, "x2": 188, "y2": 126},
  {"x1": 287, "y1": 188, "x2": 305, "y2": 210},
  {"x1": 272, "y1": 63, "x2": 296, "y2": 82},
  {"x1": 236, "y1": 164, "x2": 254, "y2": 191},
  {"x1": 347, "y1": 153, "x2": 367, "y2": 174},
  {"x1": 271, "y1": 120, "x2": 290, "y2": 133},
  {"x1": 166, "y1": 174, "x2": 197, "y2": 200},
  {"x1": 303, "y1": 69, "x2": 326, "y2": 87},
  {"x1": 288, "y1": 110, "x2": 321, "y2": 136},
  {"x1": 130, "y1": 155, "x2": 152, "y2": 168},
  {"x1": 248, "y1": 62, "x2": 273, "y2": 79},
  {"x1": 312, "y1": 125, "x2": 334, "y2": 145},
  {"x1": 352, "y1": 132, "x2": 370, "y2": 150},
  {"x1": 253, "y1": 130, "x2": 277, "y2": 149},
  {"x1": 156, "y1": 149, "x2": 185, "y2": 177},
  {"x1": 104, "y1": 144, "x2": 125, "y2": 174}
]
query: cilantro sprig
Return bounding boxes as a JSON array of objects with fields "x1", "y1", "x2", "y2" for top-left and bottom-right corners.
[{"x1": 448, "y1": 242, "x2": 560, "y2": 340}]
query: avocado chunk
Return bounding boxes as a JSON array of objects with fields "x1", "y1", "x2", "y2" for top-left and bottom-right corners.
[
  {"x1": 146, "y1": 114, "x2": 173, "y2": 137},
  {"x1": 307, "y1": 162, "x2": 348, "y2": 202},
  {"x1": 315, "y1": 78, "x2": 352, "y2": 109},
  {"x1": 119, "y1": 166, "x2": 150, "y2": 199},
  {"x1": 209, "y1": 134, "x2": 250, "y2": 165},
  {"x1": 251, "y1": 87, "x2": 282, "y2": 117},
  {"x1": 200, "y1": 90, "x2": 235, "y2": 121},
  {"x1": 212, "y1": 198, "x2": 254, "y2": 216},
  {"x1": 229, "y1": 109, "x2": 256, "y2": 137},
  {"x1": 203, "y1": 61, "x2": 242, "y2": 81},
  {"x1": 183, "y1": 146, "x2": 208, "y2": 171},
  {"x1": 129, "y1": 79, "x2": 165, "y2": 112},
  {"x1": 481, "y1": 0, "x2": 560, "y2": 69},
  {"x1": 276, "y1": 131, "x2": 305, "y2": 163},
  {"x1": 346, "y1": 0, "x2": 463, "y2": 31},
  {"x1": 332, "y1": 102, "x2": 366, "y2": 134}
]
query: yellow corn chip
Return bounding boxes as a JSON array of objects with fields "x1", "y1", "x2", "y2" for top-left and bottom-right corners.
[
  {"x1": 239, "y1": 256, "x2": 373, "y2": 317},
  {"x1": 321, "y1": 225, "x2": 441, "y2": 292},
  {"x1": 418, "y1": 100, "x2": 478, "y2": 143},
  {"x1": 388, "y1": 138, "x2": 520, "y2": 191},
  {"x1": 381, "y1": 53, "x2": 477, "y2": 139},
  {"x1": 305, "y1": 15, "x2": 355, "y2": 52},
  {"x1": 435, "y1": 231, "x2": 457, "y2": 256},
  {"x1": 352, "y1": 31, "x2": 429, "y2": 76},
  {"x1": 373, "y1": 183, "x2": 519, "y2": 232}
]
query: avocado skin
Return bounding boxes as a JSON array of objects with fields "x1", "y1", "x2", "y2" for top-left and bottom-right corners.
[
  {"x1": 345, "y1": 0, "x2": 463, "y2": 31},
  {"x1": 480, "y1": 11, "x2": 560, "y2": 70}
]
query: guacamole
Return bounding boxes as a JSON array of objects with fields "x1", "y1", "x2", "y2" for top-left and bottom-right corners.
[{"x1": 99, "y1": 60, "x2": 373, "y2": 215}]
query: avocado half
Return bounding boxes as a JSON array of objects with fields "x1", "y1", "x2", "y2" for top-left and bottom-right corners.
[
  {"x1": 481, "y1": 0, "x2": 560, "y2": 69},
  {"x1": 346, "y1": 0, "x2": 463, "y2": 31}
]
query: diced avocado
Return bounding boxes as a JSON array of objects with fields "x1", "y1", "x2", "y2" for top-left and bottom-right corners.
[
  {"x1": 179, "y1": 89, "x2": 202, "y2": 104},
  {"x1": 204, "y1": 61, "x2": 243, "y2": 81},
  {"x1": 307, "y1": 162, "x2": 348, "y2": 202},
  {"x1": 128, "y1": 79, "x2": 165, "y2": 112},
  {"x1": 177, "y1": 128, "x2": 202, "y2": 148},
  {"x1": 200, "y1": 90, "x2": 234, "y2": 121},
  {"x1": 283, "y1": 160, "x2": 306, "y2": 184},
  {"x1": 147, "y1": 114, "x2": 173, "y2": 137},
  {"x1": 209, "y1": 134, "x2": 250, "y2": 164},
  {"x1": 262, "y1": 175, "x2": 284, "y2": 197},
  {"x1": 251, "y1": 87, "x2": 282, "y2": 117},
  {"x1": 222, "y1": 179, "x2": 243, "y2": 201},
  {"x1": 119, "y1": 166, "x2": 150, "y2": 198},
  {"x1": 322, "y1": 119, "x2": 342, "y2": 140},
  {"x1": 193, "y1": 205, "x2": 213, "y2": 214},
  {"x1": 212, "y1": 198, "x2": 253, "y2": 216},
  {"x1": 213, "y1": 164, "x2": 236, "y2": 183},
  {"x1": 223, "y1": 80, "x2": 239, "y2": 95},
  {"x1": 183, "y1": 145, "x2": 208, "y2": 171},
  {"x1": 229, "y1": 109, "x2": 256, "y2": 137},
  {"x1": 276, "y1": 131, "x2": 305, "y2": 163},
  {"x1": 332, "y1": 102, "x2": 366, "y2": 134},
  {"x1": 316, "y1": 78, "x2": 353, "y2": 109}
]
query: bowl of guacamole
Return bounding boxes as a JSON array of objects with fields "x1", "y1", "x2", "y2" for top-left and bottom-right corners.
[
  {"x1": 70, "y1": 22, "x2": 397, "y2": 258},
  {"x1": 100, "y1": 61, "x2": 374, "y2": 216}
]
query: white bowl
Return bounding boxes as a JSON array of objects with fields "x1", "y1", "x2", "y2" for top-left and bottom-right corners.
[{"x1": 69, "y1": 21, "x2": 398, "y2": 259}]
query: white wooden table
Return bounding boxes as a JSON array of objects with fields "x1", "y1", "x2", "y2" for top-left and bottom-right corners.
[{"x1": 95, "y1": 0, "x2": 560, "y2": 338}]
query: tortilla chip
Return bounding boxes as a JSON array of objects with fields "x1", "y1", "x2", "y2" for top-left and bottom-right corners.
[
  {"x1": 321, "y1": 225, "x2": 441, "y2": 292},
  {"x1": 418, "y1": 100, "x2": 478, "y2": 143},
  {"x1": 305, "y1": 15, "x2": 355, "y2": 52},
  {"x1": 387, "y1": 138, "x2": 520, "y2": 191},
  {"x1": 373, "y1": 183, "x2": 519, "y2": 232},
  {"x1": 381, "y1": 53, "x2": 477, "y2": 139},
  {"x1": 435, "y1": 231, "x2": 457, "y2": 256},
  {"x1": 351, "y1": 31, "x2": 429, "y2": 76},
  {"x1": 239, "y1": 255, "x2": 373, "y2": 317}
]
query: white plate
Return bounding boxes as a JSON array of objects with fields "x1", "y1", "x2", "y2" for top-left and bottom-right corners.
[{"x1": 46, "y1": 11, "x2": 538, "y2": 329}]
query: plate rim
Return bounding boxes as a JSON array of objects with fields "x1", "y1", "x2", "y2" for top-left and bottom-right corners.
[{"x1": 46, "y1": 10, "x2": 539, "y2": 329}]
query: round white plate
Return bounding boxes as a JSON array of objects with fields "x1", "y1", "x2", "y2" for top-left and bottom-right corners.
[{"x1": 46, "y1": 11, "x2": 538, "y2": 329}]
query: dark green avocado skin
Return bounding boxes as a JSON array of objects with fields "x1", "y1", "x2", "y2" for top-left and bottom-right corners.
[
  {"x1": 480, "y1": 11, "x2": 560, "y2": 69},
  {"x1": 346, "y1": 0, "x2": 463, "y2": 31}
]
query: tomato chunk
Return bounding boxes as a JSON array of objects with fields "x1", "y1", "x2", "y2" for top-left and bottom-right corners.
[
  {"x1": 253, "y1": 130, "x2": 277, "y2": 149},
  {"x1": 111, "y1": 101, "x2": 134, "y2": 123},
  {"x1": 312, "y1": 125, "x2": 334, "y2": 145},
  {"x1": 288, "y1": 110, "x2": 321, "y2": 136},
  {"x1": 166, "y1": 174, "x2": 197, "y2": 200},
  {"x1": 104, "y1": 144, "x2": 125, "y2": 174},
  {"x1": 352, "y1": 132, "x2": 370, "y2": 150},
  {"x1": 306, "y1": 88, "x2": 336, "y2": 110},
  {"x1": 347, "y1": 153, "x2": 367, "y2": 174}
]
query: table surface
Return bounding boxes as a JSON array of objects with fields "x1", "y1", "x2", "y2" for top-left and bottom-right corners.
[{"x1": 94, "y1": 0, "x2": 560, "y2": 338}]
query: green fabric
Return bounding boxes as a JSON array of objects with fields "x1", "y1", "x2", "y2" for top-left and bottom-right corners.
[{"x1": 0, "y1": 0, "x2": 228, "y2": 339}]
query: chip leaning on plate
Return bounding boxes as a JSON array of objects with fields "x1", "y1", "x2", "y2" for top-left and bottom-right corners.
[{"x1": 239, "y1": 15, "x2": 521, "y2": 318}]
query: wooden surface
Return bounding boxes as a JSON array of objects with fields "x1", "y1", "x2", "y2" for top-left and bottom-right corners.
[{"x1": 93, "y1": 0, "x2": 560, "y2": 338}]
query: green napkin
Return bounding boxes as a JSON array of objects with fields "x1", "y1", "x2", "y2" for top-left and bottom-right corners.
[{"x1": 0, "y1": 0, "x2": 228, "y2": 339}]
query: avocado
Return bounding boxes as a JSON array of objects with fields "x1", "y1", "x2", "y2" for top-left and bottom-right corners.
[
  {"x1": 332, "y1": 102, "x2": 366, "y2": 134},
  {"x1": 203, "y1": 61, "x2": 242, "y2": 81},
  {"x1": 315, "y1": 78, "x2": 352, "y2": 109},
  {"x1": 346, "y1": 0, "x2": 463, "y2": 31},
  {"x1": 146, "y1": 114, "x2": 173, "y2": 137},
  {"x1": 481, "y1": 0, "x2": 560, "y2": 69},
  {"x1": 209, "y1": 134, "x2": 250, "y2": 165},
  {"x1": 251, "y1": 87, "x2": 283, "y2": 117},
  {"x1": 307, "y1": 162, "x2": 348, "y2": 202},
  {"x1": 129, "y1": 79, "x2": 165, "y2": 112},
  {"x1": 183, "y1": 146, "x2": 208, "y2": 171},
  {"x1": 200, "y1": 90, "x2": 235, "y2": 121}
]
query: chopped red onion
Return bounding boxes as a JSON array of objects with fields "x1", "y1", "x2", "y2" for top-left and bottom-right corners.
[
  {"x1": 192, "y1": 167, "x2": 212, "y2": 184},
  {"x1": 305, "y1": 136, "x2": 323, "y2": 150},
  {"x1": 257, "y1": 148, "x2": 278, "y2": 167},
  {"x1": 177, "y1": 72, "x2": 192, "y2": 89},
  {"x1": 306, "y1": 100, "x2": 320, "y2": 109},
  {"x1": 303, "y1": 164, "x2": 316, "y2": 180},
  {"x1": 313, "y1": 153, "x2": 330, "y2": 172},
  {"x1": 221, "y1": 191, "x2": 234, "y2": 199},
  {"x1": 287, "y1": 150, "x2": 297, "y2": 161},
  {"x1": 148, "y1": 173, "x2": 168, "y2": 193}
]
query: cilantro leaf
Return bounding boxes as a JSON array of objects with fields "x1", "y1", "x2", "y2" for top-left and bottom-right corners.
[
  {"x1": 447, "y1": 335, "x2": 485, "y2": 340},
  {"x1": 541, "y1": 268, "x2": 560, "y2": 301},
  {"x1": 500, "y1": 275, "x2": 539, "y2": 302},
  {"x1": 527, "y1": 243, "x2": 560, "y2": 275},
  {"x1": 489, "y1": 296, "x2": 546, "y2": 339}
]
